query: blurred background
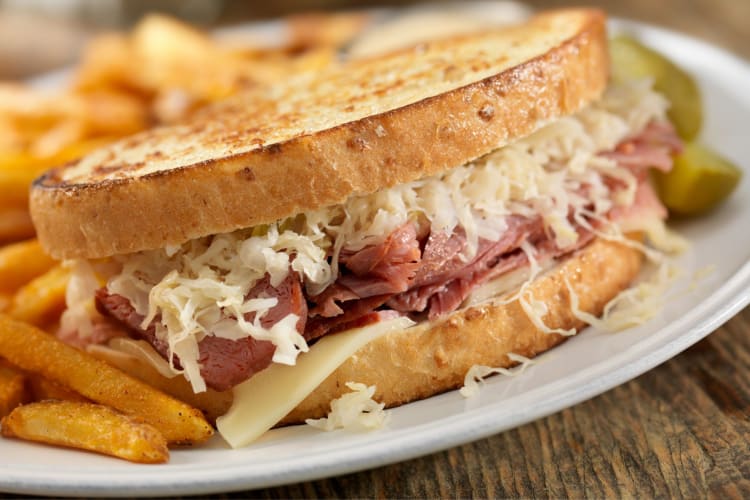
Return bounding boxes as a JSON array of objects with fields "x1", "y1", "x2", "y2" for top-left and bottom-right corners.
[{"x1": 0, "y1": 0, "x2": 747, "y2": 79}]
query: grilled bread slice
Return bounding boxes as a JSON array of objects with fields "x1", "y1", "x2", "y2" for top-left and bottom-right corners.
[{"x1": 30, "y1": 8, "x2": 608, "y2": 260}]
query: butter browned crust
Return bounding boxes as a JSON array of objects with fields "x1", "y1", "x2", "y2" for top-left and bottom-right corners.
[
  {"x1": 30, "y1": 9, "x2": 608, "y2": 259},
  {"x1": 281, "y1": 237, "x2": 642, "y2": 423}
]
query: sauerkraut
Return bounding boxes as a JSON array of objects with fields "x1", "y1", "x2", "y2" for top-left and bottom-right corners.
[
  {"x1": 460, "y1": 353, "x2": 536, "y2": 398},
  {"x1": 305, "y1": 382, "x2": 390, "y2": 431}
]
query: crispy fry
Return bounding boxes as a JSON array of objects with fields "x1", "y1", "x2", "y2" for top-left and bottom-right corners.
[
  {"x1": 8, "y1": 264, "x2": 70, "y2": 327},
  {"x1": 1, "y1": 400, "x2": 169, "y2": 463},
  {"x1": 132, "y1": 14, "x2": 217, "y2": 65},
  {"x1": 0, "y1": 136, "x2": 125, "y2": 245},
  {"x1": 0, "y1": 83, "x2": 74, "y2": 114},
  {"x1": 0, "y1": 207, "x2": 35, "y2": 244},
  {"x1": 29, "y1": 120, "x2": 86, "y2": 159},
  {"x1": 125, "y1": 15, "x2": 238, "y2": 100},
  {"x1": 78, "y1": 91, "x2": 149, "y2": 137},
  {"x1": 0, "y1": 157, "x2": 40, "y2": 209},
  {"x1": 74, "y1": 33, "x2": 135, "y2": 93},
  {"x1": 88, "y1": 343, "x2": 232, "y2": 424},
  {"x1": 0, "y1": 361, "x2": 28, "y2": 417},
  {"x1": 0, "y1": 315, "x2": 213, "y2": 444},
  {"x1": 0, "y1": 239, "x2": 57, "y2": 294},
  {"x1": 27, "y1": 374, "x2": 88, "y2": 403},
  {"x1": 0, "y1": 294, "x2": 9, "y2": 312},
  {"x1": 0, "y1": 117, "x2": 25, "y2": 154},
  {"x1": 0, "y1": 83, "x2": 144, "y2": 156},
  {"x1": 0, "y1": 136, "x2": 120, "y2": 210},
  {"x1": 0, "y1": 84, "x2": 85, "y2": 157},
  {"x1": 0, "y1": 84, "x2": 79, "y2": 128}
]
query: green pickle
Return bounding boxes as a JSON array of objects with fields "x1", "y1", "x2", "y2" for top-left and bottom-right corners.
[
  {"x1": 609, "y1": 35, "x2": 702, "y2": 140},
  {"x1": 610, "y1": 36, "x2": 740, "y2": 215},
  {"x1": 654, "y1": 142, "x2": 742, "y2": 215}
]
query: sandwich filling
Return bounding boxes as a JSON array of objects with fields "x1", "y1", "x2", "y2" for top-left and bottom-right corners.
[{"x1": 61, "y1": 80, "x2": 682, "y2": 393}]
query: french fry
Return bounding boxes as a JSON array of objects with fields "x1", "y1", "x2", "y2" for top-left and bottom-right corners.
[
  {"x1": 0, "y1": 361, "x2": 28, "y2": 418},
  {"x1": 88, "y1": 344, "x2": 232, "y2": 424},
  {"x1": 0, "y1": 156, "x2": 41, "y2": 209},
  {"x1": 0, "y1": 117, "x2": 25, "y2": 154},
  {"x1": 1, "y1": 400, "x2": 169, "y2": 463},
  {"x1": 0, "y1": 136, "x2": 121, "y2": 210},
  {"x1": 27, "y1": 374, "x2": 88, "y2": 403},
  {"x1": 29, "y1": 120, "x2": 86, "y2": 159},
  {"x1": 122, "y1": 15, "x2": 234, "y2": 100},
  {"x1": 0, "y1": 85, "x2": 85, "y2": 159},
  {"x1": 0, "y1": 239, "x2": 57, "y2": 294},
  {"x1": 0, "y1": 207, "x2": 35, "y2": 243},
  {"x1": 0, "y1": 293, "x2": 10, "y2": 312},
  {"x1": 0, "y1": 85, "x2": 140, "y2": 154},
  {"x1": 8, "y1": 264, "x2": 70, "y2": 327},
  {"x1": 132, "y1": 14, "x2": 217, "y2": 67},
  {"x1": 0, "y1": 315, "x2": 213, "y2": 444},
  {"x1": 78, "y1": 91, "x2": 148, "y2": 137},
  {"x1": 74, "y1": 33, "x2": 135, "y2": 93},
  {"x1": 0, "y1": 83, "x2": 78, "y2": 119},
  {"x1": 2, "y1": 349, "x2": 87, "y2": 403}
]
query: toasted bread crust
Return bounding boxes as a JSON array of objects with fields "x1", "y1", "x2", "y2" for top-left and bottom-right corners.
[
  {"x1": 281, "y1": 237, "x2": 641, "y2": 423},
  {"x1": 31, "y1": 9, "x2": 608, "y2": 259}
]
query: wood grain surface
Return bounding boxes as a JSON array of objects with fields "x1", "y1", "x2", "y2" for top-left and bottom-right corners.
[{"x1": 1, "y1": 0, "x2": 748, "y2": 498}]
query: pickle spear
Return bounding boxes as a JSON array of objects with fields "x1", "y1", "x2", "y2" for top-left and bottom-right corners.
[
  {"x1": 610, "y1": 35, "x2": 702, "y2": 140},
  {"x1": 654, "y1": 142, "x2": 742, "y2": 215}
]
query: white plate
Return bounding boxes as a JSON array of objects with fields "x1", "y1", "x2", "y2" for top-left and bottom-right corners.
[{"x1": 2, "y1": 18, "x2": 749, "y2": 498}]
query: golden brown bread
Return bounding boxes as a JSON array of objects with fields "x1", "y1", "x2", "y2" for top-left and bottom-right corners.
[
  {"x1": 30, "y1": 9, "x2": 608, "y2": 260},
  {"x1": 282, "y1": 236, "x2": 642, "y2": 423}
]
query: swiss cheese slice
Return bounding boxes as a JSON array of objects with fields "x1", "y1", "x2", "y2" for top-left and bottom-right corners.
[{"x1": 216, "y1": 316, "x2": 415, "y2": 448}]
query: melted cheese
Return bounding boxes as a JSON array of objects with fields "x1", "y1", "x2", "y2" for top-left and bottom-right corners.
[{"x1": 216, "y1": 316, "x2": 414, "y2": 448}]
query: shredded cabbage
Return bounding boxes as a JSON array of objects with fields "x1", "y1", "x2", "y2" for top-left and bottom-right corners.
[
  {"x1": 59, "y1": 260, "x2": 101, "y2": 341},
  {"x1": 565, "y1": 260, "x2": 681, "y2": 332},
  {"x1": 305, "y1": 382, "x2": 390, "y2": 431},
  {"x1": 460, "y1": 353, "x2": 536, "y2": 398}
]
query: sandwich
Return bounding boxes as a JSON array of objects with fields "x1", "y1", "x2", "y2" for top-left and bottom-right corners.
[{"x1": 29, "y1": 9, "x2": 682, "y2": 446}]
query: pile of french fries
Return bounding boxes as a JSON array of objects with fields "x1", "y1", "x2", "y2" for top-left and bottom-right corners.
[{"x1": 0, "y1": 12, "x2": 367, "y2": 463}]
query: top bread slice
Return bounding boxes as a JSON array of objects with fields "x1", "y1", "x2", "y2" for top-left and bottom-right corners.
[{"x1": 30, "y1": 9, "x2": 609, "y2": 260}]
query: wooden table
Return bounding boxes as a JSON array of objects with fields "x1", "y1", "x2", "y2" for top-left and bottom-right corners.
[
  {"x1": 1, "y1": 1, "x2": 747, "y2": 498},
  {"x1": 238, "y1": 1, "x2": 750, "y2": 498}
]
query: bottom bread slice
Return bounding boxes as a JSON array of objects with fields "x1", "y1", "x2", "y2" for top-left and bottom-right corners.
[{"x1": 281, "y1": 236, "x2": 643, "y2": 424}]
